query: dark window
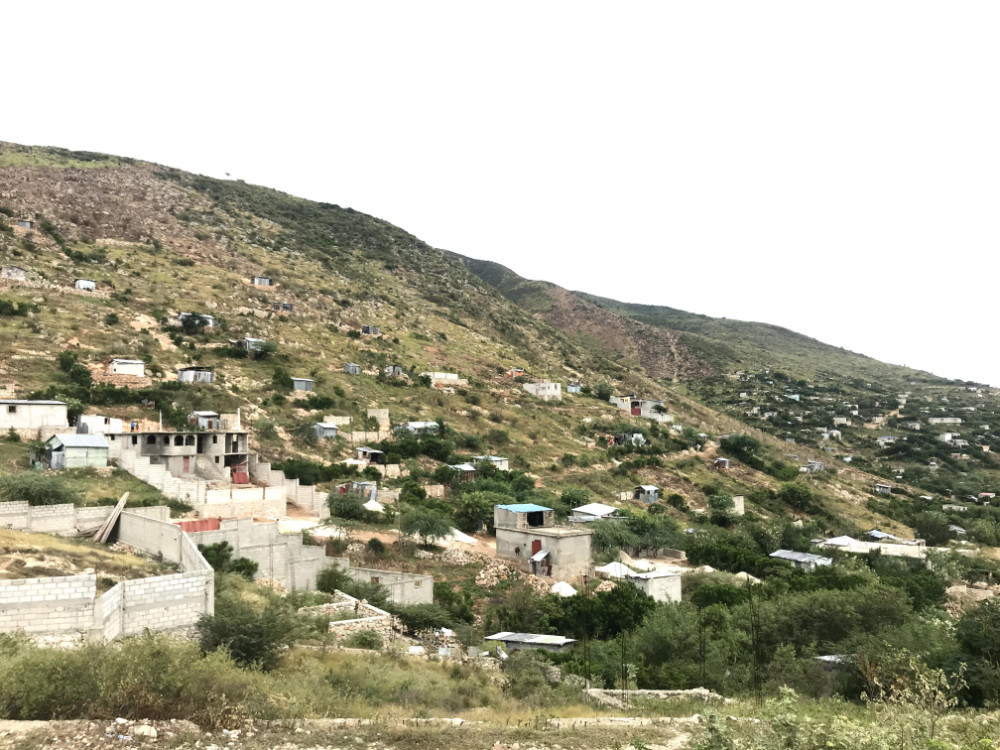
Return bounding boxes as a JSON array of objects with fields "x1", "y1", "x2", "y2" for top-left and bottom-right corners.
[
  {"x1": 212, "y1": 435, "x2": 218, "y2": 444},
  {"x1": 7, "y1": 405, "x2": 15, "y2": 413},
  {"x1": 214, "y1": 456, "x2": 219, "y2": 464},
  {"x1": 173, "y1": 436, "x2": 183, "y2": 446},
  {"x1": 185, "y1": 435, "x2": 195, "y2": 446},
  {"x1": 526, "y1": 511, "x2": 544, "y2": 528},
  {"x1": 147, "y1": 435, "x2": 157, "y2": 444}
]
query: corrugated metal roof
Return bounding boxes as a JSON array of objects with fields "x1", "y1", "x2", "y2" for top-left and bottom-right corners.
[
  {"x1": 450, "y1": 463, "x2": 477, "y2": 472},
  {"x1": 314, "y1": 423, "x2": 339, "y2": 429},
  {"x1": 291, "y1": 377, "x2": 314, "y2": 383},
  {"x1": 530, "y1": 549, "x2": 549, "y2": 562},
  {"x1": 48, "y1": 434, "x2": 109, "y2": 449},
  {"x1": 497, "y1": 503, "x2": 552, "y2": 513},
  {"x1": 572, "y1": 503, "x2": 619, "y2": 517},
  {"x1": 191, "y1": 410, "x2": 219, "y2": 417},
  {"x1": 485, "y1": 632, "x2": 576, "y2": 646},
  {"x1": 637, "y1": 484, "x2": 660, "y2": 492},
  {"x1": 770, "y1": 549, "x2": 832, "y2": 565},
  {"x1": 0, "y1": 399, "x2": 66, "y2": 405},
  {"x1": 111, "y1": 359, "x2": 144, "y2": 365}
]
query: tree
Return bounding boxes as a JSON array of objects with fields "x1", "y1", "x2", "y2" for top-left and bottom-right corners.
[
  {"x1": 270, "y1": 367, "x2": 293, "y2": 391},
  {"x1": 399, "y1": 507, "x2": 452, "y2": 544},
  {"x1": 708, "y1": 494, "x2": 736, "y2": 526},
  {"x1": 912, "y1": 511, "x2": 952, "y2": 546},
  {"x1": 777, "y1": 482, "x2": 819, "y2": 513},
  {"x1": 197, "y1": 541, "x2": 259, "y2": 581},
  {"x1": 197, "y1": 594, "x2": 295, "y2": 671},
  {"x1": 594, "y1": 382, "x2": 614, "y2": 402},
  {"x1": 455, "y1": 491, "x2": 503, "y2": 533}
]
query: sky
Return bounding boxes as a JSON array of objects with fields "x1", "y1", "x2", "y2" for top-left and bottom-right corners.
[{"x1": 3, "y1": 2, "x2": 999, "y2": 384}]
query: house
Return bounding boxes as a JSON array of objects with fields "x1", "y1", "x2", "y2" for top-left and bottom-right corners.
[
  {"x1": 949, "y1": 524, "x2": 967, "y2": 536},
  {"x1": 874, "y1": 483, "x2": 892, "y2": 495},
  {"x1": 45, "y1": 434, "x2": 109, "y2": 469},
  {"x1": 769, "y1": 549, "x2": 833, "y2": 572},
  {"x1": 634, "y1": 485, "x2": 660, "y2": 503},
  {"x1": 108, "y1": 359, "x2": 145, "y2": 377},
  {"x1": 876, "y1": 436, "x2": 897, "y2": 448},
  {"x1": 0, "y1": 400, "x2": 68, "y2": 434},
  {"x1": 355, "y1": 446, "x2": 387, "y2": 465},
  {"x1": 485, "y1": 632, "x2": 576, "y2": 654},
  {"x1": 74, "y1": 279, "x2": 96, "y2": 292},
  {"x1": 505, "y1": 367, "x2": 525, "y2": 378},
  {"x1": 903, "y1": 421, "x2": 922, "y2": 430},
  {"x1": 567, "y1": 381, "x2": 582, "y2": 394},
  {"x1": 713, "y1": 457, "x2": 731, "y2": 470},
  {"x1": 16, "y1": 219, "x2": 34, "y2": 230},
  {"x1": 177, "y1": 366, "x2": 215, "y2": 384},
  {"x1": 448, "y1": 463, "x2": 477, "y2": 482},
  {"x1": 230, "y1": 337, "x2": 266, "y2": 352},
  {"x1": 928, "y1": 417, "x2": 962, "y2": 425},
  {"x1": 361, "y1": 325, "x2": 380, "y2": 335},
  {"x1": 177, "y1": 312, "x2": 217, "y2": 328},
  {"x1": 384, "y1": 365, "x2": 404, "y2": 377},
  {"x1": 522, "y1": 381, "x2": 562, "y2": 402},
  {"x1": 312, "y1": 422, "x2": 339, "y2": 440},
  {"x1": 493, "y1": 503, "x2": 592, "y2": 579},
  {"x1": 628, "y1": 571, "x2": 683, "y2": 603},
  {"x1": 570, "y1": 502, "x2": 622, "y2": 521},
  {"x1": 832, "y1": 416, "x2": 851, "y2": 426},
  {"x1": 0, "y1": 266, "x2": 28, "y2": 281},
  {"x1": 271, "y1": 302, "x2": 293, "y2": 313},
  {"x1": 472, "y1": 455, "x2": 509, "y2": 471},
  {"x1": 290, "y1": 377, "x2": 314, "y2": 392},
  {"x1": 612, "y1": 433, "x2": 646, "y2": 447},
  {"x1": 801, "y1": 460, "x2": 824, "y2": 473},
  {"x1": 77, "y1": 414, "x2": 123, "y2": 435},
  {"x1": 344, "y1": 363, "x2": 361, "y2": 376},
  {"x1": 189, "y1": 411, "x2": 221, "y2": 430},
  {"x1": 251, "y1": 275, "x2": 272, "y2": 286},
  {"x1": 396, "y1": 421, "x2": 440, "y2": 437}
]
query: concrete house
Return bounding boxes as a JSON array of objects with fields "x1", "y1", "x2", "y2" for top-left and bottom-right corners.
[
  {"x1": 361, "y1": 325, "x2": 380, "y2": 335},
  {"x1": 312, "y1": 422, "x2": 339, "y2": 440},
  {"x1": 355, "y1": 446, "x2": 387, "y2": 465},
  {"x1": 252, "y1": 275, "x2": 272, "y2": 286},
  {"x1": 928, "y1": 417, "x2": 962, "y2": 425},
  {"x1": 344, "y1": 363, "x2": 361, "y2": 376},
  {"x1": 110, "y1": 423, "x2": 249, "y2": 480},
  {"x1": 472, "y1": 455, "x2": 509, "y2": 471},
  {"x1": 0, "y1": 400, "x2": 68, "y2": 435},
  {"x1": 494, "y1": 503, "x2": 593, "y2": 580},
  {"x1": 832, "y1": 416, "x2": 851, "y2": 426},
  {"x1": 634, "y1": 485, "x2": 660, "y2": 503},
  {"x1": 570, "y1": 502, "x2": 621, "y2": 521},
  {"x1": 0, "y1": 266, "x2": 28, "y2": 281},
  {"x1": 769, "y1": 549, "x2": 833, "y2": 572},
  {"x1": 801, "y1": 460, "x2": 825, "y2": 473},
  {"x1": 505, "y1": 367, "x2": 525, "y2": 378},
  {"x1": 177, "y1": 366, "x2": 215, "y2": 384},
  {"x1": 77, "y1": 414, "x2": 123, "y2": 435},
  {"x1": 713, "y1": 457, "x2": 731, "y2": 470},
  {"x1": 567, "y1": 381, "x2": 582, "y2": 394},
  {"x1": 177, "y1": 312, "x2": 217, "y2": 328},
  {"x1": 290, "y1": 377, "x2": 314, "y2": 392},
  {"x1": 109, "y1": 359, "x2": 145, "y2": 377},
  {"x1": 522, "y1": 381, "x2": 562, "y2": 402},
  {"x1": 74, "y1": 279, "x2": 96, "y2": 291},
  {"x1": 876, "y1": 436, "x2": 897, "y2": 448},
  {"x1": 16, "y1": 219, "x2": 34, "y2": 229},
  {"x1": 612, "y1": 433, "x2": 646, "y2": 447},
  {"x1": 448, "y1": 463, "x2": 477, "y2": 482},
  {"x1": 628, "y1": 571, "x2": 682, "y2": 603},
  {"x1": 875, "y1": 483, "x2": 892, "y2": 495},
  {"x1": 45, "y1": 434, "x2": 109, "y2": 469},
  {"x1": 384, "y1": 365, "x2": 404, "y2": 377}
]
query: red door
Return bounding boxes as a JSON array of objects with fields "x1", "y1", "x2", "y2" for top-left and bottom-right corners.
[
  {"x1": 531, "y1": 540, "x2": 542, "y2": 555},
  {"x1": 182, "y1": 457, "x2": 190, "y2": 473},
  {"x1": 631, "y1": 404, "x2": 641, "y2": 416}
]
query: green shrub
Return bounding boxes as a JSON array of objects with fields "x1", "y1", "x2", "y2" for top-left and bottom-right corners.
[
  {"x1": 342, "y1": 629, "x2": 383, "y2": 650},
  {"x1": 197, "y1": 594, "x2": 296, "y2": 671},
  {"x1": 0, "y1": 474, "x2": 80, "y2": 506}
]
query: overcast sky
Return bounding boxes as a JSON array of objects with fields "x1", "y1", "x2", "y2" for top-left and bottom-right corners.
[{"x1": 4, "y1": 2, "x2": 998, "y2": 385}]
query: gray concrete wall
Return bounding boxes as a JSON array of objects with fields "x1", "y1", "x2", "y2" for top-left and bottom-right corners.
[
  {"x1": 495, "y1": 528, "x2": 592, "y2": 580},
  {"x1": 344, "y1": 566, "x2": 433, "y2": 605},
  {"x1": 632, "y1": 575, "x2": 682, "y2": 603},
  {"x1": 0, "y1": 500, "x2": 114, "y2": 536},
  {"x1": 189, "y1": 519, "x2": 329, "y2": 591},
  {"x1": 0, "y1": 574, "x2": 97, "y2": 634}
]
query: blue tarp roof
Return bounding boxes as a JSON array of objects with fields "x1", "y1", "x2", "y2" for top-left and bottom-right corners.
[{"x1": 497, "y1": 503, "x2": 552, "y2": 513}]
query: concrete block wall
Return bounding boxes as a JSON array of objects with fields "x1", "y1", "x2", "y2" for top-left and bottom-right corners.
[
  {"x1": 99, "y1": 582, "x2": 124, "y2": 641},
  {"x1": 190, "y1": 497, "x2": 286, "y2": 519},
  {"x1": 118, "y1": 573, "x2": 209, "y2": 635},
  {"x1": 344, "y1": 566, "x2": 434, "y2": 605},
  {"x1": 115, "y1": 449, "x2": 209, "y2": 504},
  {"x1": 0, "y1": 574, "x2": 97, "y2": 634},
  {"x1": 249, "y1": 455, "x2": 327, "y2": 518},
  {"x1": 189, "y1": 518, "x2": 329, "y2": 590},
  {"x1": 0, "y1": 500, "x2": 114, "y2": 536}
]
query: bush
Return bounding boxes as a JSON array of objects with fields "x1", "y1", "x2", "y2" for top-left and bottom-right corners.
[
  {"x1": 103, "y1": 312, "x2": 119, "y2": 326},
  {"x1": 0, "y1": 474, "x2": 80, "y2": 506},
  {"x1": 197, "y1": 594, "x2": 296, "y2": 671},
  {"x1": 4, "y1": 427, "x2": 20, "y2": 443},
  {"x1": 391, "y1": 603, "x2": 454, "y2": 634},
  {"x1": 197, "y1": 541, "x2": 259, "y2": 580},
  {"x1": 342, "y1": 629, "x2": 383, "y2": 650}
]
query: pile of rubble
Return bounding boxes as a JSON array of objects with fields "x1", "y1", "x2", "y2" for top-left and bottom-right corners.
[
  {"x1": 475, "y1": 558, "x2": 521, "y2": 587},
  {"x1": 946, "y1": 582, "x2": 998, "y2": 617}
]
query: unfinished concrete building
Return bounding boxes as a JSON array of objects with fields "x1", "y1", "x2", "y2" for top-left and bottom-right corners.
[{"x1": 494, "y1": 503, "x2": 592, "y2": 580}]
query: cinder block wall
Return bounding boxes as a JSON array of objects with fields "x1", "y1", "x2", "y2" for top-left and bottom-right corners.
[
  {"x1": 0, "y1": 574, "x2": 97, "y2": 634},
  {"x1": 0, "y1": 500, "x2": 115, "y2": 536}
]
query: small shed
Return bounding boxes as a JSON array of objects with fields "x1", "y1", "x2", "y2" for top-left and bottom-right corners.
[
  {"x1": 74, "y1": 279, "x2": 96, "y2": 292},
  {"x1": 449, "y1": 463, "x2": 477, "y2": 482},
  {"x1": 252, "y1": 275, "x2": 272, "y2": 286},
  {"x1": 769, "y1": 549, "x2": 833, "y2": 572},
  {"x1": 634, "y1": 484, "x2": 660, "y2": 503},
  {"x1": 361, "y1": 325, "x2": 380, "y2": 335},
  {"x1": 472, "y1": 454, "x2": 509, "y2": 471},
  {"x1": 178, "y1": 312, "x2": 216, "y2": 328},
  {"x1": 109, "y1": 359, "x2": 145, "y2": 377},
  {"x1": 874, "y1": 483, "x2": 892, "y2": 495},
  {"x1": 177, "y1": 366, "x2": 215, "y2": 383},
  {"x1": 231, "y1": 337, "x2": 266, "y2": 352},
  {"x1": 271, "y1": 302, "x2": 293, "y2": 312},
  {"x1": 505, "y1": 367, "x2": 525, "y2": 378},
  {"x1": 384, "y1": 365, "x2": 404, "y2": 377},
  {"x1": 344, "y1": 363, "x2": 361, "y2": 376},
  {"x1": 713, "y1": 457, "x2": 731, "y2": 470},
  {"x1": 485, "y1": 632, "x2": 576, "y2": 653},
  {"x1": 355, "y1": 446, "x2": 387, "y2": 465},
  {"x1": 396, "y1": 421, "x2": 440, "y2": 436},
  {"x1": 312, "y1": 422, "x2": 339, "y2": 440},
  {"x1": 570, "y1": 502, "x2": 621, "y2": 521},
  {"x1": 291, "y1": 377, "x2": 314, "y2": 392},
  {"x1": 16, "y1": 219, "x2": 34, "y2": 230},
  {"x1": 46, "y1": 434, "x2": 109, "y2": 469},
  {"x1": 189, "y1": 410, "x2": 220, "y2": 429},
  {"x1": 567, "y1": 381, "x2": 582, "y2": 394}
]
